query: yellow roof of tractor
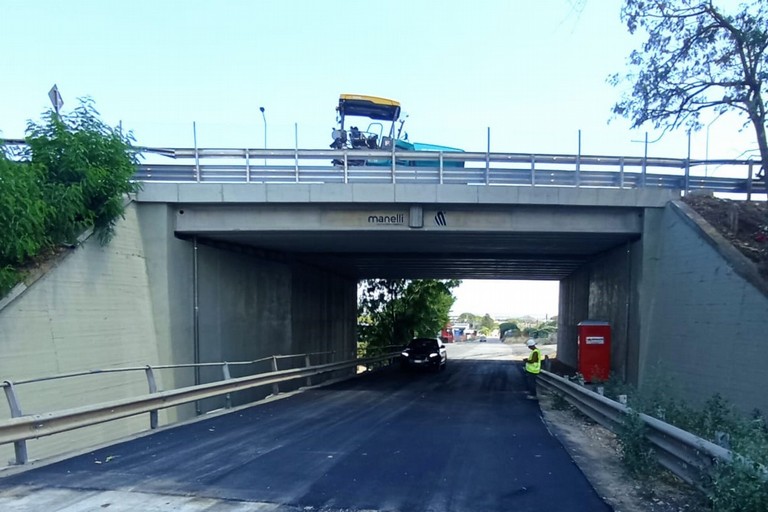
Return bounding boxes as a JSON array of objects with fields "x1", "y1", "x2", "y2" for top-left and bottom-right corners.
[{"x1": 338, "y1": 94, "x2": 401, "y2": 121}]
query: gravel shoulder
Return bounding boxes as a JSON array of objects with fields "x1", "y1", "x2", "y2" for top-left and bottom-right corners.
[{"x1": 538, "y1": 390, "x2": 709, "y2": 512}]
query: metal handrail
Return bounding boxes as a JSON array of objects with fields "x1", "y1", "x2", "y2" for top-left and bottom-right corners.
[
  {"x1": 0, "y1": 351, "x2": 334, "y2": 387},
  {"x1": 4, "y1": 140, "x2": 762, "y2": 196},
  {"x1": 131, "y1": 147, "x2": 760, "y2": 196},
  {"x1": 538, "y1": 370, "x2": 745, "y2": 488},
  {"x1": 0, "y1": 350, "x2": 380, "y2": 465}
]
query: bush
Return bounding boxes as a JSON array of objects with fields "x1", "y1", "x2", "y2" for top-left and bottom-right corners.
[
  {"x1": 613, "y1": 382, "x2": 768, "y2": 511},
  {"x1": 617, "y1": 408, "x2": 657, "y2": 476},
  {"x1": 24, "y1": 98, "x2": 141, "y2": 244},
  {"x1": 0, "y1": 98, "x2": 140, "y2": 297},
  {"x1": 709, "y1": 459, "x2": 768, "y2": 512},
  {"x1": 0, "y1": 156, "x2": 49, "y2": 264}
]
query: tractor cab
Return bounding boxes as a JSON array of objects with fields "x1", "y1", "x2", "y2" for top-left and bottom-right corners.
[
  {"x1": 330, "y1": 94, "x2": 410, "y2": 153},
  {"x1": 330, "y1": 93, "x2": 463, "y2": 167}
]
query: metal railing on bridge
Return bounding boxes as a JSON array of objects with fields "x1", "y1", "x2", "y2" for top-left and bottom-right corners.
[
  {"x1": 3, "y1": 139, "x2": 763, "y2": 197},
  {"x1": 134, "y1": 146, "x2": 764, "y2": 198}
]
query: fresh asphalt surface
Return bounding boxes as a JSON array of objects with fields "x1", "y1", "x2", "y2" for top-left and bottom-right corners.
[{"x1": 0, "y1": 342, "x2": 610, "y2": 511}]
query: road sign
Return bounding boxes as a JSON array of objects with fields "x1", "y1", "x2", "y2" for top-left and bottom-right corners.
[{"x1": 48, "y1": 84, "x2": 63, "y2": 113}]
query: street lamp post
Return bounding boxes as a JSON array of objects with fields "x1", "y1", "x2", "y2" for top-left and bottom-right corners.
[
  {"x1": 631, "y1": 131, "x2": 665, "y2": 188},
  {"x1": 260, "y1": 106, "x2": 267, "y2": 166},
  {"x1": 705, "y1": 115, "x2": 722, "y2": 176}
]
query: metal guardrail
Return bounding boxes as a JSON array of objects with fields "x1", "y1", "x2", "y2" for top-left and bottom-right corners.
[
  {"x1": 538, "y1": 370, "x2": 738, "y2": 488},
  {"x1": 4, "y1": 140, "x2": 763, "y2": 197},
  {"x1": 0, "y1": 351, "x2": 398, "y2": 465},
  {"x1": 127, "y1": 147, "x2": 765, "y2": 197}
]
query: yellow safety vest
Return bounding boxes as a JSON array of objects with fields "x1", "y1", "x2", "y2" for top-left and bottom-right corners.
[{"x1": 525, "y1": 348, "x2": 542, "y2": 374}]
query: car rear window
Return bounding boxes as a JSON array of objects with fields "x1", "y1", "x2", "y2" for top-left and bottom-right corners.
[{"x1": 409, "y1": 338, "x2": 437, "y2": 350}]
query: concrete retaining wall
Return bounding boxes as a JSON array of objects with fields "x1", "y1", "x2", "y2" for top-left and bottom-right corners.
[
  {"x1": 0, "y1": 204, "x2": 165, "y2": 465},
  {"x1": 558, "y1": 240, "x2": 636, "y2": 382},
  {"x1": 559, "y1": 201, "x2": 768, "y2": 415},
  {"x1": 0, "y1": 202, "x2": 359, "y2": 465},
  {"x1": 638, "y1": 202, "x2": 768, "y2": 415}
]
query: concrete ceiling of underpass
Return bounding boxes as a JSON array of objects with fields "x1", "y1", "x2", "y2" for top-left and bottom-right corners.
[{"x1": 195, "y1": 230, "x2": 639, "y2": 280}]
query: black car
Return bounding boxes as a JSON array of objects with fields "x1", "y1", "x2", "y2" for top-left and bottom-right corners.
[{"x1": 400, "y1": 337, "x2": 447, "y2": 371}]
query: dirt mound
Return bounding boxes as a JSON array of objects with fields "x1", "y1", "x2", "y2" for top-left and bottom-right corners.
[{"x1": 682, "y1": 194, "x2": 768, "y2": 278}]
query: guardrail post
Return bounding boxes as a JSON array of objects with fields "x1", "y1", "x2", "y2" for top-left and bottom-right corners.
[
  {"x1": 245, "y1": 148, "x2": 251, "y2": 183},
  {"x1": 193, "y1": 122, "x2": 200, "y2": 183},
  {"x1": 439, "y1": 152, "x2": 444, "y2": 184},
  {"x1": 144, "y1": 366, "x2": 159, "y2": 430},
  {"x1": 304, "y1": 354, "x2": 312, "y2": 387},
  {"x1": 391, "y1": 144, "x2": 396, "y2": 183},
  {"x1": 294, "y1": 127, "x2": 300, "y2": 182},
  {"x1": 271, "y1": 356, "x2": 280, "y2": 395},
  {"x1": 619, "y1": 157, "x2": 625, "y2": 189},
  {"x1": 3, "y1": 381, "x2": 28, "y2": 464},
  {"x1": 485, "y1": 127, "x2": 490, "y2": 184},
  {"x1": 575, "y1": 154, "x2": 581, "y2": 187},
  {"x1": 746, "y1": 160, "x2": 754, "y2": 201},
  {"x1": 222, "y1": 362, "x2": 232, "y2": 409},
  {"x1": 530, "y1": 155, "x2": 536, "y2": 186}
]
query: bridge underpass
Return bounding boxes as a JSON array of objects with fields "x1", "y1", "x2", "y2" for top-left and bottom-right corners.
[
  {"x1": 174, "y1": 202, "x2": 646, "y2": 280},
  {"x1": 123, "y1": 183, "x2": 679, "y2": 398},
  {"x1": 3, "y1": 179, "x2": 764, "y2": 508}
]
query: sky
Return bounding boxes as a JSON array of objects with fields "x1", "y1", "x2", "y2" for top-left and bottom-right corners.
[{"x1": 0, "y1": 0, "x2": 760, "y2": 319}]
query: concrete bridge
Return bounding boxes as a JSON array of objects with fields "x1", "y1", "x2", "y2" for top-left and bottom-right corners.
[{"x1": 0, "y1": 148, "x2": 766, "y2": 508}]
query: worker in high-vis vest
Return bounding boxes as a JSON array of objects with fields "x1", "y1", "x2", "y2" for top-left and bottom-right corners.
[{"x1": 523, "y1": 338, "x2": 541, "y2": 400}]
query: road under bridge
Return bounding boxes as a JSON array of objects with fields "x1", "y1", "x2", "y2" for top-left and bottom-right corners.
[{"x1": 0, "y1": 344, "x2": 608, "y2": 512}]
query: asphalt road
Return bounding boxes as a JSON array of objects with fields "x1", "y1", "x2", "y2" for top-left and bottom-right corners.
[{"x1": 0, "y1": 343, "x2": 608, "y2": 512}]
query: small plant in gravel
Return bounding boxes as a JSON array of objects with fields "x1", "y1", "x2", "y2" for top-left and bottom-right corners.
[
  {"x1": 550, "y1": 390, "x2": 571, "y2": 411},
  {"x1": 617, "y1": 407, "x2": 657, "y2": 477},
  {"x1": 618, "y1": 385, "x2": 768, "y2": 511}
]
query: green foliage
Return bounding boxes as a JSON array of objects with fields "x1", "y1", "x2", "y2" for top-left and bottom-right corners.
[
  {"x1": 23, "y1": 98, "x2": 141, "y2": 244},
  {"x1": 0, "y1": 155, "x2": 49, "y2": 263},
  {"x1": 617, "y1": 408, "x2": 657, "y2": 476},
  {"x1": 611, "y1": 0, "x2": 768, "y2": 180},
  {"x1": 526, "y1": 318, "x2": 557, "y2": 339},
  {"x1": 710, "y1": 458, "x2": 768, "y2": 512},
  {"x1": 498, "y1": 321, "x2": 519, "y2": 338},
  {"x1": 357, "y1": 279, "x2": 460, "y2": 350},
  {"x1": 478, "y1": 313, "x2": 496, "y2": 333},
  {"x1": 0, "y1": 266, "x2": 21, "y2": 297},
  {"x1": 0, "y1": 98, "x2": 139, "y2": 297},
  {"x1": 609, "y1": 377, "x2": 768, "y2": 511}
]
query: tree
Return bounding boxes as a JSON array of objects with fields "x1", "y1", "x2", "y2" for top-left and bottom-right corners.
[
  {"x1": 23, "y1": 98, "x2": 141, "y2": 244},
  {"x1": 358, "y1": 279, "x2": 460, "y2": 349},
  {"x1": 498, "y1": 321, "x2": 519, "y2": 339},
  {"x1": 1, "y1": 98, "x2": 139, "y2": 296},
  {"x1": 479, "y1": 313, "x2": 496, "y2": 334},
  {"x1": 610, "y1": 1, "x2": 768, "y2": 181}
]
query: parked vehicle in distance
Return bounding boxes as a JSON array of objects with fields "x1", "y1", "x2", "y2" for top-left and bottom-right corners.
[{"x1": 400, "y1": 337, "x2": 447, "y2": 372}]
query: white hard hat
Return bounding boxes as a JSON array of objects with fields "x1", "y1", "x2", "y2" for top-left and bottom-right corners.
[{"x1": 526, "y1": 339, "x2": 536, "y2": 347}]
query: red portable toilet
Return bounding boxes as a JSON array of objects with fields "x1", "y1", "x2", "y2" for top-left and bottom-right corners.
[{"x1": 577, "y1": 321, "x2": 611, "y2": 382}]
